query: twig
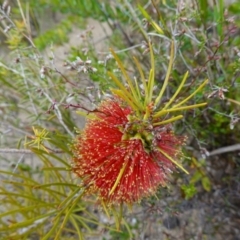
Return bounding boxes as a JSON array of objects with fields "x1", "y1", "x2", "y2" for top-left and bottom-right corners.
[
  {"x1": 123, "y1": 0, "x2": 148, "y2": 41},
  {"x1": 209, "y1": 144, "x2": 240, "y2": 156},
  {"x1": 10, "y1": 154, "x2": 25, "y2": 179},
  {"x1": 0, "y1": 149, "x2": 32, "y2": 154},
  {"x1": 43, "y1": 92, "x2": 74, "y2": 137},
  {"x1": 18, "y1": 53, "x2": 40, "y2": 123},
  {"x1": 0, "y1": 148, "x2": 63, "y2": 154}
]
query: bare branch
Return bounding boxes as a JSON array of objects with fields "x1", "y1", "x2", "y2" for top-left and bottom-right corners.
[
  {"x1": 0, "y1": 148, "x2": 63, "y2": 154},
  {"x1": 209, "y1": 144, "x2": 240, "y2": 156}
]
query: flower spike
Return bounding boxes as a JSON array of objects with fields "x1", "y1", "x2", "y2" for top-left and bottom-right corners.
[{"x1": 72, "y1": 41, "x2": 207, "y2": 205}]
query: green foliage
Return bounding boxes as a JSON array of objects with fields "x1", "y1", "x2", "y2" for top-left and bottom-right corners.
[
  {"x1": 109, "y1": 225, "x2": 133, "y2": 240},
  {"x1": 0, "y1": 149, "x2": 100, "y2": 239},
  {"x1": 33, "y1": 18, "x2": 72, "y2": 51},
  {"x1": 190, "y1": 158, "x2": 211, "y2": 192},
  {"x1": 0, "y1": 0, "x2": 240, "y2": 239},
  {"x1": 181, "y1": 183, "x2": 197, "y2": 200},
  {"x1": 229, "y1": 2, "x2": 240, "y2": 13}
]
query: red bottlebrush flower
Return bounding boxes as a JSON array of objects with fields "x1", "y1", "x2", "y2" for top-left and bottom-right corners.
[
  {"x1": 73, "y1": 98, "x2": 185, "y2": 204},
  {"x1": 72, "y1": 42, "x2": 208, "y2": 205}
]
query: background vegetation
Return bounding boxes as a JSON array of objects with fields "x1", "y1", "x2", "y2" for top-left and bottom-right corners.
[{"x1": 0, "y1": 0, "x2": 239, "y2": 239}]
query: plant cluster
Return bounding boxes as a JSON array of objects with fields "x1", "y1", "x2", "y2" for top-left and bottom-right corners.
[{"x1": 0, "y1": 0, "x2": 240, "y2": 239}]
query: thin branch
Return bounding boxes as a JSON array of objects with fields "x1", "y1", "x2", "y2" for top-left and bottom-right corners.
[
  {"x1": 123, "y1": 0, "x2": 148, "y2": 41},
  {"x1": 43, "y1": 92, "x2": 74, "y2": 137},
  {"x1": 10, "y1": 154, "x2": 25, "y2": 179},
  {"x1": 209, "y1": 144, "x2": 240, "y2": 156},
  {"x1": 0, "y1": 148, "x2": 63, "y2": 154},
  {"x1": 0, "y1": 149, "x2": 32, "y2": 154}
]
